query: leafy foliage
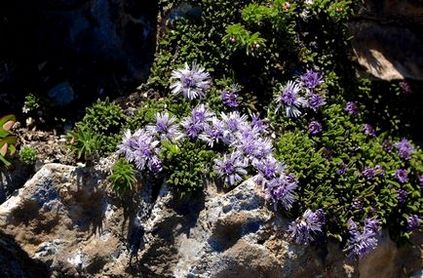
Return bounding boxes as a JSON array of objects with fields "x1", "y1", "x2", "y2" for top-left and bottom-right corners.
[
  {"x1": 275, "y1": 102, "x2": 423, "y2": 242},
  {"x1": 0, "y1": 115, "x2": 17, "y2": 167},
  {"x1": 161, "y1": 140, "x2": 216, "y2": 196},
  {"x1": 19, "y1": 146, "x2": 37, "y2": 166},
  {"x1": 109, "y1": 158, "x2": 138, "y2": 196},
  {"x1": 72, "y1": 99, "x2": 126, "y2": 156},
  {"x1": 68, "y1": 129, "x2": 101, "y2": 162}
]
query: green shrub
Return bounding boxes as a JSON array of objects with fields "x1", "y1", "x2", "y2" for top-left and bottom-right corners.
[
  {"x1": 161, "y1": 140, "x2": 216, "y2": 197},
  {"x1": 19, "y1": 146, "x2": 37, "y2": 165},
  {"x1": 109, "y1": 158, "x2": 138, "y2": 195},
  {"x1": 68, "y1": 129, "x2": 101, "y2": 162},
  {"x1": 275, "y1": 103, "x2": 423, "y2": 242},
  {"x1": 73, "y1": 98, "x2": 126, "y2": 155}
]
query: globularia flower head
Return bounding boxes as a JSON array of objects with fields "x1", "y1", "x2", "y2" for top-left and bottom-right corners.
[
  {"x1": 307, "y1": 93, "x2": 326, "y2": 111},
  {"x1": 192, "y1": 104, "x2": 215, "y2": 123},
  {"x1": 250, "y1": 113, "x2": 268, "y2": 134},
  {"x1": 397, "y1": 189, "x2": 408, "y2": 204},
  {"x1": 407, "y1": 215, "x2": 420, "y2": 231},
  {"x1": 214, "y1": 152, "x2": 248, "y2": 187},
  {"x1": 170, "y1": 62, "x2": 211, "y2": 100},
  {"x1": 265, "y1": 173, "x2": 298, "y2": 210},
  {"x1": 337, "y1": 162, "x2": 348, "y2": 175},
  {"x1": 345, "y1": 101, "x2": 359, "y2": 115},
  {"x1": 395, "y1": 169, "x2": 409, "y2": 184},
  {"x1": 362, "y1": 166, "x2": 376, "y2": 180},
  {"x1": 117, "y1": 129, "x2": 162, "y2": 174},
  {"x1": 199, "y1": 118, "x2": 225, "y2": 147},
  {"x1": 394, "y1": 138, "x2": 414, "y2": 161},
  {"x1": 346, "y1": 217, "x2": 380, "y2": 258},
  {"x1": 253, "y1": 155, "x2": 285, "y2": 181},
  {"x1": 181, "y1": 104, "x2": 214, "y2": 139},
  {"x1": 221, "y1": 90, "x2": 239, "y2": 108},
  {"x1": 308, "y1": 121, "x2": 322, "y2": 135},
  {"x1": 362, "y1": 124, "x2": 376, "y2": 137},
  {"x1": 300, "y1": 70, "x2": 324, "y2": 90},
  {"x1": 221, "y1": 86, "x2": 240, "y2": 108},
  {"x1": 146, "y1": 112, "x2": 182, "y2": 142},
  {"x1": 419, "y1": 174, "x2": 423, "y2": 187},
  {"x1": 275, "y1": 81, "x2": 306, "y2": 118},
  {"x1": 221, "y1": 111, "x2": 248, "y2": 132},
  {"x1": 289, "y1": 209, "x2": 325, "y2": 245}
]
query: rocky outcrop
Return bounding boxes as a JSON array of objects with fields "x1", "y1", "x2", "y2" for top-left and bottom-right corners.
[
  {"x1": 1, "y1": 163, "x2": 423, "y2": 277},
  {"x1": 350, "y1": 0, "x2": 423, "y2": 80},
  {"x1": 0, "y1": 163, "x2": 135, "y2": 277},
  {"x1": 0, "y1": 231, "x2": 50, "y2": 278}
]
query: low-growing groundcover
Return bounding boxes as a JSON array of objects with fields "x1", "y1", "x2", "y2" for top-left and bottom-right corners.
[{"x1": 68, "y1": 0, "x2": 423, "y2": 260}]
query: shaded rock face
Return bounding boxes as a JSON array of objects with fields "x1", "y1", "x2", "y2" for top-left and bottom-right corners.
[
  {"x1": 350, "y1": 0, "x2": 423, "y2": 80},
  {"x1": 0, "y1": 163, "x2": 137, "y2": 277},
  {"x1": 0, "y1": 0, "x2": 158, "y2": 107},
  {"x1": 1, "y1": 164, "x2": 423, "y2": 277},
  {"x1": 0, "y1": 231, "x2": 50, "y2": 278}
]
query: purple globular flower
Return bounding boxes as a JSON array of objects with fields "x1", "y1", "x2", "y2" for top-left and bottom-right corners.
[
  {"x1": 307, "y1": 93, "x2": 326, "y2": 111},
  {"x1": 275, "y1": 81, "x2": 306, "y2": 118},
  {"x1": 221, "y1": 89, "x2": 239, "y2": 108},
  {"x1": 192, "y1": 104, "x2": 215, "y2": 123},
  {"x1": 397, "y1": 189, "x2": 408, "y2": 204},
  {"x1": 146, "y1": 112, "x2": 182, "y2": 142},
  {"x1": 117, "y1": 129, "x2": 162, "y2": 174},
  {"x1": 362, "y1": 167, "x2": 376, "y2": 180},
  {"x1": 234, "y1": 128, "x2": 273, "y2": 163},
  {"x1": 345, "y1": 101, "x2": 359, "y2": 115},
  {"x1": 214, "y1": 152, "x2": 248, "y2": 187},
  {"x1": 199, "y1": 118, "x2": 225, "y2": 147},
  {"x1": 265, "y1": 173, "x2": 298, "y2": 210},
  {"x1": 395, "y1": 169, "x2": 409, "y2": 184},
  {"x1": 346, "y1": 217, "x2": 380, "y2": 258},
  {"x1": 170, "y1": 62, "x2": 211, "y2": 100},
  {"x1": 220, "y1": 112, "x2": 249, "y2": 144},
  {"x1": 181, "y1": 104, "x2": 214, "y2": 139},
  {"x1": 300, "y1": 69, "x2": 324, "y2": 90},
  {"x1": 308, "y1": 121, "x2": 322, "y2": 135},
  {"x1": 181, "y1": 117, "x2": 205, "y2": 139},
  {"x1": 362, "y1": 124, "x2": 376, "y2": 137},
  {"x1": 407, "y1": 215, "x2": 420, "y2": 231},
  {"x1": 394, "y1": 138, "x2": 415, "y2": 161},
  {"x1": 250, "y1": 113, "x2": 268, "y2": 134},
  {"x1": 253, "y1": 155, "x2": 285, "y2": 181},
  {"x1": 337, "y1": 162, "x2": 348, "y2": 175},
  {"x1": 288, "y1": 209, "x2": 325, "y2": 245}
]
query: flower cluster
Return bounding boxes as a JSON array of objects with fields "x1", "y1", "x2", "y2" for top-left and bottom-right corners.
[
  {"x1": 407, "y1": 215, "x2": 420, "y2": 231},
  {"x1": 221, "y1": 84, "x2": 241, "y2": 108},
  {"x1": 170, "y1": 63, "x2": 212, "y2": 100},
  {"x1": 395, "y1": 169, "x2": 409, "y2": 184},
  {"x1": 117, "y1": 129, "x2": 163, "y2": 174},
  {"x1": 345, "y1": 101, "x2": 359, "y2": 115},
  {"x1": 275, "y1": 70, "x2": 326, "y2": 118},
  {"x1": 345, "y1": 217, "x2": 380, "y2": 258},
  {"x1": 288, "y1": 209, "x2": 325, "y2": 245},
  {"x1": 394, "y1": 138, "x2": 414, "y2": 161},
  {"x1": 362, "y1": 165, "x2": 384, "y2": 180}
]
